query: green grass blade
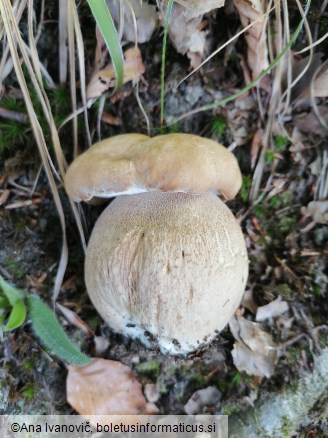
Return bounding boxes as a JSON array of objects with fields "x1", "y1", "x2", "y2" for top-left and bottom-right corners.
[
  {"x1": 27, "y1": 295, "x2": 92, "y2": 366},
  {"x1": 160, "y1": 0, "x2": 174, "y2": 126},
  {"x1": 0, "y1": 274, "x2": 25, "y2": 305},
  {"x1": 86, "y1": 0, "x2": 124, "y2": 93},
  {"x1": 4, "y1": 298, "x2": 27, "y2": 331}
]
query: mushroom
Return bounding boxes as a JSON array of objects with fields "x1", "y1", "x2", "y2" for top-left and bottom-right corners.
[{"x1": 65, "y1": 133, "x2": 248, "y2": 354}]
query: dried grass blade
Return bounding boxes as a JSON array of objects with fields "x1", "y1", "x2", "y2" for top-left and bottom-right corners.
[
  {"x1": 160, "y1": 0, "x2": 174, "y2": 126},
  {"x1": 0, "y1": 0, "x2": 28, "y2": 87},
  {"x1": 70, "y1": 0, "x2": 91, "y2": 147},
  {"x1": 0, "y1": 0, "x2": 69, "y2": 301},
  {"x1": 67, "y1": 2, "x2": 78, "y2": 157},
  {"x1": 59, "y1": 0, "x2": 68, "y2": 84}
]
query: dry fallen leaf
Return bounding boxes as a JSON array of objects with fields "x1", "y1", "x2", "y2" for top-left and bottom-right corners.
[
  {"x1": 287, "y1": 54, "x2": 323, "y2": 106},
  {"x1": 101, "y1": 112, "x2": 122, "y2": 126},
  {"x1": 0, "y1": 188, "x2": 10, "y2": 206},
  {"x1": 67, "y1": 358, "x2": 158, "y2": 416},
  {"x1": 241, "y1": 289, "x2": 258, "y2": 314},
  {"x1": 159, "y1": 0, "x2": 225, "y2": 68},
  {"x1": 312, "y1": 64, "x2": 328, "y2": 97},
  {"x1": 106, "y1": 0, "x2": 157, "y2": 44},
  {"x1": 93, "y1": 336, "x2": 110, "y2": 355},
  {"x1": 87, "y1": 47, "x2": 145, "y2": 98},
  {"x1": 184, "y1": 386, "x2": 221, "y2": 415},
  {"x1": 250, "y1": 130, "x2": 262, "y2": 170},
  {"x1": 144, "y1": 383, "x2": 160, "y2": 403},
  {"x1": 256, "y1": 296, "x2": 289, "y2": 322},
  {"x1": 293, "y1": 107, "x2": 328, "y2": 136},
  {"x1": 57, "y1": 303, "x2": 94, "y2": 337},
  {"x1": 232, "y1": 0, "x2": 269, "y2": 79},
  {"x1": 181, "y1": 0, "x2": 225, "y2": 19},
  {"x1": 229, "y1": 316, "x2": 277, "y2": 378},
  {"x1": 231, "y1": 343, "x2": 276, "y2": 378},
  {"x1": 306, "y1": 200, "x2": 328, "y2": 224}
]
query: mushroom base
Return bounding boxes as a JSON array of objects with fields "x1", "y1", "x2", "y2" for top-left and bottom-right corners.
[{"x1": 85, "y1": 192, "x2": 248, "y2": 355}]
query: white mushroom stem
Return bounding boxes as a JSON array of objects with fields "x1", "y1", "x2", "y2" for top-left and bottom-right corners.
[{"x1": 85, "y1": 191, "x2": 248, "y2": 355}]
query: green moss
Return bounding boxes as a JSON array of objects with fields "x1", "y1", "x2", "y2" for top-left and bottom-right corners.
[
  {"x1": 86, "y1": 315, "x2": 102, "y2": 330},
  {"x1": 275, "y1": 284, "x2": 292, "y2": 300},
  {"x1": 0, "y1": 96, "x2": 31, "y2": 153},
  {"x1": 4, "y1": 262, "x2": 25, "y2": 280},
  {"x1": 135, "y1": 360, "x2": 161, "y2": 379},
  {"x1": 160, "y1": 122, "x2": 180, "y2": 135},
  {"x1": 320, "y1": 16, "x2": 328, "y2": 33},
  {"x1": 253, "y1": 204, "x2": 266, "y2": 220},
  {"x1": 240, "y1": 176, "x2": 252, "y2": 203},
  {"x1": 0, "y1": 121, "x2": 29, "y2": 153},
  {"x1": 188, "y1": 372, "x2": 209, "y2": 387},
  {"x1": 273, "y1": 135, "x2": 289, "y2": 152},
  {"x1": 13, "y1": 217, "x2": 28, "y2": 233},
  {"x1": 222, "y1": 403, "x2": 241, "y2": 416},
  {"x1": 269, "y1": 191, "x2": 292, "y2": 209},
  {"x1": 211, "y1": 115, "x2": 227, "y2": 141},
  {"x1": 265, "y1": 150, "x2": 275, "y2": 166},
  {"x1": 285, "y1": 345, "x2": 303, "y2": 367},
  {"x1": 22, "y1": 359, "x2": 34, "y2": 370},
  {"x1": 276, "y1": 216, "x2": 297, "y2": 236},
  {"x1": 21, "y1": 383, "x2": 37, "y2": 400},
  {"x1": 279, "y1": 415, "x2": 295, "y2": 437}
]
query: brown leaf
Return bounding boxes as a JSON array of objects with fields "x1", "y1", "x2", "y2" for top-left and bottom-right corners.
[
  {"x1": 250, "y1": 130, "x2": 262, "y2": 169},
  {"x1": 232, "y1": 0, "x2": 269, "y2": 79},
  {"x1": 0, "y1": 189, "x2": 10, "y2": 206},
  {"x1": 67, "y1": 358, "x2": 158, "y2": 416},
  {"x1": 312, "y1": 64, "x2": 328, "y2": 97},
  {"x1": 101, "y1": 112, "x2": 122, "y2": 126},
  {"x1": 87, "y1": 47, "x2": 145, "y2": 98},
  {"x1": 57, "y1": 303, "x2": 94, "y2": 337},
  {"x1": 290, "y1": 54, "x2": 324, "y2": 104},
  {"x1": 293, "y1": 107, "x2": 328, "y2": 136}
]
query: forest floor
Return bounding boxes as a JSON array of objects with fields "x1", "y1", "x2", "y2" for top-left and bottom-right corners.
[{"x1": 0, "y1": 1, "x2": 327, "y2": 436}]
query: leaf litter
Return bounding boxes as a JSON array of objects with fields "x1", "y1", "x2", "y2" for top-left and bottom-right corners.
[
  {"x1": 229, "y1": 316, "x2": 278, "y2": 378},
  {"x1": 67, "y1": 358, "x2": 158, "y2": 417},
  {"x1": 158, "y1": 0, "x2": 225, "y2": 68}
]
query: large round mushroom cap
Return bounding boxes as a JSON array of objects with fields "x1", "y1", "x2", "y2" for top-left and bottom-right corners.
[
  {"x1": 65, "y1": 133, "x2": 242, "y2": 202},
  {"x1": 85, "y1": 191, "x2": 248, "y2": 355}
]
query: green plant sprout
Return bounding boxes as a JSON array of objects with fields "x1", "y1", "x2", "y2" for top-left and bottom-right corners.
[
  {"x1": 273, "y1": 135, "x2": 289, "y2": 152},
  {"x1": 0, "y1": 275, "x2": 91, "y2": 366},
  {"x1": 212, "y1": 115, "x2": 227, "y2": 141}
]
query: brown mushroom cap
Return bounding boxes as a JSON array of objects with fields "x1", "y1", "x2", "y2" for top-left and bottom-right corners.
[{"x1": 64, "y1": 133, "x2": 242, "y2": 202}]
